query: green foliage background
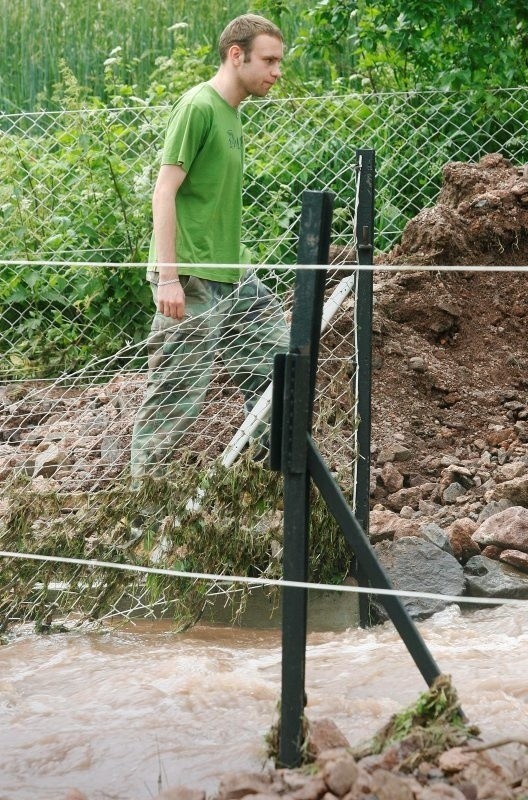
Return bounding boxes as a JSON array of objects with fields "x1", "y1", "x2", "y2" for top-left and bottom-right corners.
[
  {"x1": 1, "y1": 0, "x2": 527, "y2": 110},
  {"x1": 1, "y1": 1, "x2": 527, "y2": 377}
]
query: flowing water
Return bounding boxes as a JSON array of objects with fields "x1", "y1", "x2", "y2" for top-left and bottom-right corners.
[{"x1": 1, "y1": 603, "x2": 527, "y2": 800}]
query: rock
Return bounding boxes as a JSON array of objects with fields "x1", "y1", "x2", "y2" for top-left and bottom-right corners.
[
  {"x1": 100, "y1": 434, "x2": 124, "y2": 465},
  {"x1": 27, "y1": 444, "x2": 69, "y2": 478},
  {"x1": 472, "y1": 506, "x2": 528, "y2": 552},
  {"x1": 486, "y1": 474, "x2": 528, "y2": 505},
  {"x1": 440, "y1": 465, "x2": 474, "y2": 489},
  {"x1": 399, "y1": 505, "x2": 415, "y2": 519},
  {"x1": 499, "y1": 548, "x2": 528, "y2": 573},
  {"x1": 0, "y1": 447, "x2": 22, "y2": 480},
  {"x1": 287, "y1": 776, "x2": 327, "y2": 800},
  {"x1": 373, "y1": 537, "x2": 465, "y2": 620},
  {"x1": 464, "y1": 555, "x2": 528, "y2": 599},
  {"x1": 322, "y1": 756, "x2": 358, "y2": 796},
  {"x1": 315, "y1": 748, "x2": 353, "y2": 768},
  {"x1": 420, "y1": 522, "x2": 453, "y2": 554},
  {"x1": 447, "y1": 519, "x2": 480, "y2": 563},
  {"x1": 456, "y1": 783, "x2": 478, "y2": 800},
  {"x1": 438, "y1": 747, "x2": 474, "y2": 773},
  {"x1": 481, "y1": 545, "x2": 502, "y2": 560},
  {"x1": 417, "y1": 784, "x2": 468, "y2": 799},
  {"x1": 486, "y1": 427, "x2": 515, "y2": 447},
  {"x1": 495, "y1": 462, "x2": 528, "y2": 482},
  {"x1": 409, "y1": 356, "x2": 426, "y2": 372},
  {"x1": 308, "y1": 719, "x2": 351, "y2": 758},
  {"x1": 368, "y1": 768, "x2": 419, "y2": 800},
  {"x1": 386, "y1": 486, "x2": 422, "y2": 512},
  {"x1": 377, "y1": 444, "x2": 413, "y2": 464},
  {"x1": 450, "y1": 752, "x2": 514, "y2": 800},
  {"x1": 380, "y1": 462, "x2": 404, "y2": 493},
  {"x1": 476, "y1": 498, "x2": 515, "y2": 523},
  {"x1": 514, "y1": 420, "x2": 528, "y2": 441},
  {"x1": 392, "y1": 519, "x2": 423, "y2": 540},
  {"x1": 154, "y1": 789, "x2": 206, "y2": 800},
  {"x1": 442, "y1": 482, "x2": 466, "y2": 504},
  {"x1": 217, "y1": 772, "x2": 272, "y2": 800}
]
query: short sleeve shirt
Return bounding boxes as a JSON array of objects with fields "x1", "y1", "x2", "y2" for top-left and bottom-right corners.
[{"x1": 149, "y1": 83, "x2": 244, "y2": 283}]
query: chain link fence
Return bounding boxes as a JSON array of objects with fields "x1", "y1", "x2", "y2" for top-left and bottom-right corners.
[{"x1": 1, "y1": 87, "x2": 527, "y2": 632}]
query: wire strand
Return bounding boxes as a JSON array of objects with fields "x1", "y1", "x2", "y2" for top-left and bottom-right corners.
[{"x1": 1, "y1": 550, "x2": 526, "y2": 610}]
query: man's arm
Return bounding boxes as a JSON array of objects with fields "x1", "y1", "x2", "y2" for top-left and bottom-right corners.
[{"x1": 152, "y1": 163, "x2": 187, "y2": 320}]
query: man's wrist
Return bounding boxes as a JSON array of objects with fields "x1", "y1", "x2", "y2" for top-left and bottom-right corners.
[{"x1": 158, "y1": 278, "x2": 181, "y2": 286}]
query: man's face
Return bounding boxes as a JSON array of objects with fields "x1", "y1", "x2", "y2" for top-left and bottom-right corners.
[{"x1": 238, "y1": 34, "x2": 283, "y2": 98}]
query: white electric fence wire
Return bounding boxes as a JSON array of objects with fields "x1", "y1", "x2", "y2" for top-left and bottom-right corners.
[
  {"x1": 1, "y1": 260, "x2": 527, "y2": 272},
  {"x1": 1, "y1": 550, "x2": 527, "y2": 610}
]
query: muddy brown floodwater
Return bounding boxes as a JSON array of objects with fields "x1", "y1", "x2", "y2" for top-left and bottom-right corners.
[{"x1": 1, "y1": 603, "x2": 528, "y2": 800}]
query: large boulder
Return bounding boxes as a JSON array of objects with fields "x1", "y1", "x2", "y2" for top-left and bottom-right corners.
[
  {"x1": 372, "y1": 537, "x2": 465, "y2": 621},
  {"x1": 464, "y1": 554, "x2": 528, "y2": 599}
]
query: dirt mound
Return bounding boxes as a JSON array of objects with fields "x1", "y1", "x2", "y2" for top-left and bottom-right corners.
[
  {"x1": 371, "y1": 153, "x2": 528, "y2": 493},
  {"x1": 385, "y1": 153, "x2": 528, "y2": 267}
]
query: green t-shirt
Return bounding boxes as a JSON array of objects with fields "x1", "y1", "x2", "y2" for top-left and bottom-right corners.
[{"x1": 149, "y1": 82, "x2": 244, "y2": 283}]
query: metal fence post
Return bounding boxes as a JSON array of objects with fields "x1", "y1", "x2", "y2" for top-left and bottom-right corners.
[
  {"x1": 353, "y1": 149, "x2": 375, "y2": 627},
  {"x1": 277, "y1": 190, "x2": 333, "y2": 769}
]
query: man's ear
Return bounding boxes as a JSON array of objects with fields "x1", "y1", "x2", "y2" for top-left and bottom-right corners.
[{"x1": 228, "y1": 43, "x2": 244, "y2": 65}]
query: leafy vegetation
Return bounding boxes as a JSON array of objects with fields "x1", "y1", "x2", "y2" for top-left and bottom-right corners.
[
  {"x1": 284, "y1": 0, "x2": 528, "y2": 92},
  {"x1": 2, "y1": 0, "x2": 527, "y2": 111},
  {"x1": 353, "y1": 674, "x2": 480, "y2": 771}
]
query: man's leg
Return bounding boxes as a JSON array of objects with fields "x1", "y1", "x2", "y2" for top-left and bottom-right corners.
[
  {"x1": 221, "y1": 271, "x2": 289, "y2": 446},
  {"x1": 131, "y1": 276, "x2": 219, "y2": 482}
]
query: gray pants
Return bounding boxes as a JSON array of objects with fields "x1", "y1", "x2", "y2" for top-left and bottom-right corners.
[{"x1": 131, "y1": 272, "x2": 289, "y2": 479}]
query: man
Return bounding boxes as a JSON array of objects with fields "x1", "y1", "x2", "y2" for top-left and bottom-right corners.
[{"x1": 131, "y1": 14, "x2": 289, "y2": 482}]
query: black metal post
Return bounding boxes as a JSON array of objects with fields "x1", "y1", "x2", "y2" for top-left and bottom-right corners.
[
  {"x1": 277, "y1": 190, "x2": 333, "y2": 768},
  {"x1": 354, "y1": 149, "x2": 375, "y2": 626},
  {"x1": 270, "y1": 186, "x2": 451, "y2": 763}
]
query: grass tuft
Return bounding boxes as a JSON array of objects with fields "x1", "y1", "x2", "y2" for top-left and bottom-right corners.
[{"x1": 0, "y1": 453, "x2": 350, "y2": 635}]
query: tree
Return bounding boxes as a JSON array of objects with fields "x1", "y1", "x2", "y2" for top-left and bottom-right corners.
[{"x1": 289, "y1": 0, "x2": 528, "y2": 91}]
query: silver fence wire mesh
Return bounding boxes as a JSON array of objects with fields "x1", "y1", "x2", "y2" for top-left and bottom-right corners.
[
  {"x1": 1, "y1": 88, "x2": 526, "y2": 631},
  {"x1": 2, "y1": 88, "x2": 528, "y2": 264},
  {"x1": 0, "y1": 262, "x2": 358, "y2": 632}
]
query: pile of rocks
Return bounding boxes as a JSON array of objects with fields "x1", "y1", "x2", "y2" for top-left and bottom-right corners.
[
  {"x1": 365, "y1": 153, "x2": 528, "y2": 618},
  {"x1": 368, "y1": 433, "x2": 528, "y2": 618},
  {"x1": 64, "y1": 717, "x2": 528, "y2": 800}
]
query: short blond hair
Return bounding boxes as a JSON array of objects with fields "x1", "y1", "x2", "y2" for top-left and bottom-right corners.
[{"x1": 218, "y1": 13, "x2": 283, "y2": 62}]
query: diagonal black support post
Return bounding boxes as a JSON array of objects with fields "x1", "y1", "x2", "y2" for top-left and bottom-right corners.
[
  {"x1": 307, "y1": 435, "x2": 442, "y2": 687},
  {"x1": 273, "y1": 190, "x2": 333, "y2": 769}
]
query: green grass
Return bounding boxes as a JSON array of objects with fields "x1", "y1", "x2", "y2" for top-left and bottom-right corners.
[{"x1": 0, "y1": 0, "x2": 303, "y2": 111}]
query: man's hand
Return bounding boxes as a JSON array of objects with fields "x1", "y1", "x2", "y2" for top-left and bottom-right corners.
[{"x1": 157, "y1": 280, "x2": 186, "y2": 320}]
